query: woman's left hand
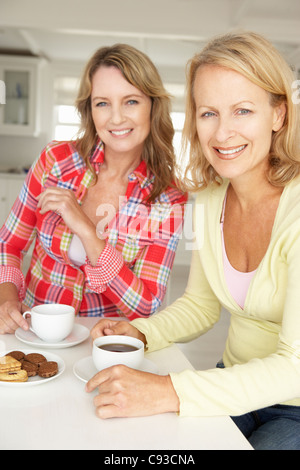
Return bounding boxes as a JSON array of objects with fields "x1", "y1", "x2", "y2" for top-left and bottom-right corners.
[
  {"x1": 37, "y1": 187, "x2": 92, "y2": 236},
  {"x1": 85, "y1": 365, "x2": 180, "y2": 419}
]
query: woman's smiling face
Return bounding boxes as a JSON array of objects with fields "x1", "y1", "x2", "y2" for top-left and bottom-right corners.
[
  {"x1": 193, "y1": 65, "x2": 286, "y2": 182},
  {"x1": 91, "y1": 65, "x2": 152, "y2": 158}
]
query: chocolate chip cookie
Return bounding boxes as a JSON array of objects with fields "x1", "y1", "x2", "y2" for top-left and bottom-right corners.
[
  {"x1": 24, "y1": 353, "x2": 47, "y2": 367},
  {"x1": 38, "y1": 361, "x2": 58, "y2": 378}
]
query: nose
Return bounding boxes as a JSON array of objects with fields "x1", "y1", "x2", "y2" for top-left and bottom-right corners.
[
  {"x1": 214, "y1": 116, "x2": 236, "y2": 143},
  {"x1": 110, "y1": 104, "x2": 125, "y2": 125}
]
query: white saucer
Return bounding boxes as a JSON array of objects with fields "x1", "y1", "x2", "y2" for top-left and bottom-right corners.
[
  {"x1": 0, "y1": 349, "x2": 65, "y2": 387},
  {"x1": 73, "y1": 356, "x2": 159, "y2": 383},
  {"x1": 15, "y1": 323, "x2": 90, "y2": 349}
]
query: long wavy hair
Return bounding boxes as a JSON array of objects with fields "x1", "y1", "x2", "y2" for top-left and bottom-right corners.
[
  {"x1": 180, "y1": 31, "x2": 300, "y2": 192},
  {"x1": 75, "y1": 43, "x2": 178, "y2": 201}
]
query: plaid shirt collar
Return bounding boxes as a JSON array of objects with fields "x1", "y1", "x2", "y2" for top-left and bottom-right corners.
[{"x1": 90, "y1": 139, "x2": 154, "y2": 191}]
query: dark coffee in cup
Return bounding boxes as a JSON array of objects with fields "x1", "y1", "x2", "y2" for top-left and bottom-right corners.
[
  {"x1": 93, "y1": 335, "x2": 144, "y2": 370},
  {"x1": 98, "y1": 343, "x2": 139, "y2": 353}
]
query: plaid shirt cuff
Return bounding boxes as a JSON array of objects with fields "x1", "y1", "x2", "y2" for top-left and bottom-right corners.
[
  {"x1": 0, "y1": 266, "x2": 26, "y2": 300},
  {"x1": 83, "y1": 242, "x2": 124, "y2": 293}
]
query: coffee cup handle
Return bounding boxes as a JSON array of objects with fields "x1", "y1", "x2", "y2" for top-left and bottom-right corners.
[{"x1": 22, "y1": 311, "x2": 34, "y2": 332}]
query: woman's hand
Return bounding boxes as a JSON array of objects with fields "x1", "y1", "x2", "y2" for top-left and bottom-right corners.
[
  {"x1": 37, "y1": 187, "x2": 106, "y2": 264},
  {"x1": 91, "y1": 318, "x2": 146, "y2": 344},
  {"x1": 0, "y1": 300, "x2": 29, "y2": 334},
  {"x1": 90, "y1": 319, "x2": 146, "y2": 345},
  {"x1": 37, "y1": 187, "x2": 92, "y2": 237},
  {"x1": 85, "y1": 365, "x2": 180, "y2": 419}
]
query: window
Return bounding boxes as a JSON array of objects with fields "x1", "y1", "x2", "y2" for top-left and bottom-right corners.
[
  {"x1": 54, "y1": 104, "x2": 80, "y2": 141},
  {"x1": 171, "y1": 111, "x2": 185, "y2": 158},
  {"x1": 53, "y1": 76, "x2": 80, "y2": 140}
]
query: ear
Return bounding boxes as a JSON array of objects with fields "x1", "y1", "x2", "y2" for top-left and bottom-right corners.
[{"x1": 272, "y1": 102, "x2": 286, "y2": 132}]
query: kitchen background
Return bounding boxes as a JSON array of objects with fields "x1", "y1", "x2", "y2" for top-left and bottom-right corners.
[{"x1": 0, "y1": 0, "x2": 299, "y2": 368}]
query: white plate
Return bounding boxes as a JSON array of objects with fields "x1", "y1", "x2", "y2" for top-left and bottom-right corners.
[
  {"x1": 0, "y1": 349, "x2": 65, "y2": 387},
  {"x1": 15, "y1": 323, "x2": 90, "y2": 349},
  {"x1": 73, "y1": 356, "x2": 159, "y2": 383}
]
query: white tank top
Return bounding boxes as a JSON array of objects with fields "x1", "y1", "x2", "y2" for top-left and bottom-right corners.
[{"x1": 68, "y1": 234, "x2": 86, "y2": 266}]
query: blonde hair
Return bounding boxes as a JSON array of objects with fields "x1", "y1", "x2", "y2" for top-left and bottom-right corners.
[
  {"x1": 181, "y1": 31, "x2": 300, "y2": 192},
  {"x1": 75, "y1": 43, "x2": 178, "y2": 201}
]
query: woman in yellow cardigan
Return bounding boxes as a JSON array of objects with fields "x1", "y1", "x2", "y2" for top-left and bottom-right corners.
[{"x1": 86, "y1": 31, "x2": 300, "y2": 450}]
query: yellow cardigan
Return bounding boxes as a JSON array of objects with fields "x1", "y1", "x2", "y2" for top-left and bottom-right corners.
[{"x1": 131, "y1": 177, "x2": 300, "y2": 417}]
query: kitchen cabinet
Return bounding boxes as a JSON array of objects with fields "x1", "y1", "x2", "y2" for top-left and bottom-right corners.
[
  {"x1": 0, "y1": 173, "x2": 25, "y2": 226},
  {"x1": 0, "y1": 55, "x2": 44, "y2": 136}
]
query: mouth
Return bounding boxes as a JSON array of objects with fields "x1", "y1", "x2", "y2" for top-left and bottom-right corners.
[
  {"x1": 214, "y1": 144, "x2": 247, "y2": 159},
  {"x1": 109, "y1": 129, "x2": 133, "y2": 136}
]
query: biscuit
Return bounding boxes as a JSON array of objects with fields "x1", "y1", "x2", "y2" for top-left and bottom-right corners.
[
  {"x1": 38, "y1": 361, "x2": 58, "y2": 378},
  {"x1": 0, "y1": 370, "x2": 28, "y2": 382},
  {"x1": 0, "y1": 355, "x2": 22, "y2": 373},
  {"x1": 22, "y1": 360, "x2": 38, "y2": 377},
  {"x1": 5, "y1": 351, "x2": 25, "y2": 362},
  {"x1": 24, "y1": 353, "x2": 47, "y2": 367}
]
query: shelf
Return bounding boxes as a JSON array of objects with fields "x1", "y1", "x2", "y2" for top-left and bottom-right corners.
[{"x1": 0, "y1": 55, "x2": 44, "y2": 136}]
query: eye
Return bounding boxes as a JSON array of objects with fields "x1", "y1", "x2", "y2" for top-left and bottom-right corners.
[
  {"x1": 127, "y1": 99, "x2": 138, "y2": 105},
  {"x1": 200, "y1": 111, "x2": 216, "y2": 118},
  {"x1": 237, "y1": 108, "x2": 252, "y2": 115},
  {"x1": 95, "y1": 101, "x2": 108, "y2": 107}
]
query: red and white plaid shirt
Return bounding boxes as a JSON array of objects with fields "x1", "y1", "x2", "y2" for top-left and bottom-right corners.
[{"x1": 0, "y1": 140, "x2": 187, "y2": 319}]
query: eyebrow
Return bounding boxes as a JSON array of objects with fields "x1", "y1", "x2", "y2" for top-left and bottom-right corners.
[
  {"x1": 92, "y1": 93, "x2": 144, "y2": 103},
  {"x1": 197, "y1": 100, "x2": 256, "y2": 110}
]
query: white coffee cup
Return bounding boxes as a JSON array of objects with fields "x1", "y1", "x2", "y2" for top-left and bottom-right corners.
[
  {"x1": 23, "y1": 303, "x2": 75, "y2": 343},
  {"x1": 92, "y1": 335, "x2": 144, "y2": 371}
]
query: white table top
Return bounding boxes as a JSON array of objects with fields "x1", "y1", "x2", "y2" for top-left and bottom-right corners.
[{"x1": 0, "y1": 317, "x2": 252, "y2": 450}]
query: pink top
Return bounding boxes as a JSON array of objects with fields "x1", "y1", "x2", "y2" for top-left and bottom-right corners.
[{"x1": 220, "y1": 194, "x2": 256, "y2": 309}]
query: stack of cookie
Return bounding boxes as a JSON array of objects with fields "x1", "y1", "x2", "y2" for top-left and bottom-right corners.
[
  {"x1": 0, "y1": 355, "x2": 28, "y2": 382},
  {"x1": 0, "y1": 351, "x2": 58, "y2": 382}
]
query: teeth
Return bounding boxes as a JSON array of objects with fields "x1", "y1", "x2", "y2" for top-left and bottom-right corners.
[
  {"x1": 111, "y1": 129, "x2": 131, "y2": 136},
  {"x1": 217, "y1": 145, "x2": 246, "y2": 155}
]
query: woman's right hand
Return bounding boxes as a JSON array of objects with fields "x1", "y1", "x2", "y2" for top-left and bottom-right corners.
[
  {"x1": 0, "y1": 300, "x2": 29, "y2": 334},
  {"x1": 90, "y1": 319, "x2": 146, "y2": 345}
]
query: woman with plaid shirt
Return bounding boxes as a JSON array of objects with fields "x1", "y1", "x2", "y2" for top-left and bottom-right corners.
[{"x1": 0, "y1": 44, "x2": 187, "y2": 334}]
